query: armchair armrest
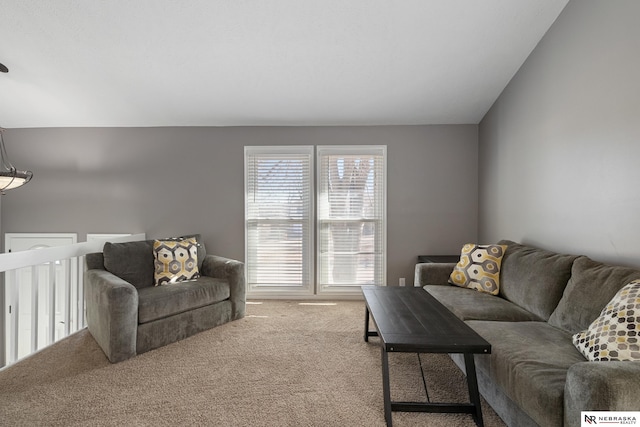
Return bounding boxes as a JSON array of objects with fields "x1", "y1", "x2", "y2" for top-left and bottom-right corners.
[
  {"x1": 85, "y1": 269, "x2": 138, "y2": 363},
  {"x1": 201, "y1": 255, "x2": 246, "y2": 320},
  {"x1": 564, "y1": 361, "x2": 640, "y2": 427},
  {"x1": 414, "y1": 263, "x2": 456, "y2": 287}
]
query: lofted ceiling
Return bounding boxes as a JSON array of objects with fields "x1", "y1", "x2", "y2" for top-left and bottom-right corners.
[{"x1": 0, "y1": 0, "x2": 569, "y2": 128}]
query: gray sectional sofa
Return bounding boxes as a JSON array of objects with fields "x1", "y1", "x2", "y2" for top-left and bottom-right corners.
[
  {"x1": 85, "y1": 236, "x2": 245, "y2": 363},
  {"x1": 414, "y1": 239, "x2": 640, "y2": 427}
]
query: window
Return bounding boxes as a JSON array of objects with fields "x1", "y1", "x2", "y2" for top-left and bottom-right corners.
[
  {"x1": 245, "y1": 145, "x2": 386, "y2": 297},
  {"x1": 317, "y1": 146, "x2": 386, "y2": 293},
  {"x1": 244, "y1": 147, "x2": 314, "y2": 295}
]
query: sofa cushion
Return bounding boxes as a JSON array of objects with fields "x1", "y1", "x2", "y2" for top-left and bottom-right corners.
[
  {"x1": 468, "y1": 320, "x2": 586, "y2": 427},
  {"x1": 153, "y1": 238, "x2": 200, "y2": 286},
  {"x1": 549, "y1": 256, "x2": 640, "y2": 334},
  {"x1": 497, "y1": 240, "x2": 578, "y2": 321},
  {"x1": 103, "y1": 240, "x2": 155, "y2": 289},
  {"x1": 424, "y1": 285, "x2": 541, "y2": 322},
  {"x1": 448, "y1": 243, "x2": 507, "y2": 295},
  {"x1": 572, "y1": 280, "x2": 640, "y2": 361},
  {"x1": 137, "y1": 276, "x2": 230, "y2": 324}
]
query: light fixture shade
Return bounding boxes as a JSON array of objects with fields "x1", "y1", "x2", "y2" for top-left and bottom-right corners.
[
  {"x1": 0, "y1": 169, "x2": 33, "y2": 191},
  {"x1": 0, "y1": 127, "x2": 34, "y2": 194}
]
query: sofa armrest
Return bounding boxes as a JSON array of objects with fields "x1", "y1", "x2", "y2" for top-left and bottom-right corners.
[
  {"x1": 85, "y1": 269, "x2": 138, "y2": 363},
  {"x1": 201, "y1": 255, "x2": 246, "y2": 320},
  {"x1": 564, "y1": 361, "x2": 640, "y2": 427},
  {"x1": 414, "y1": 263, "x2": 456, "y2": 287}
]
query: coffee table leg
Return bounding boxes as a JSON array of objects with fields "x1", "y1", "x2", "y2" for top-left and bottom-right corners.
[
  {"x1": 381, "y1": 348, "x2": 393, "y2": 426},
  {"x1": 364, "y1": 307, "x2": 370, "y2": 342},
  {"x1": 464, "y1": 353, "x2": 484, "y2": 427}
]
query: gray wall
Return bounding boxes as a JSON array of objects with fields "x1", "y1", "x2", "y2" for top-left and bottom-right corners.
[
  {"x1": 1, "y1": 125, "x2": 478, "y2": 287},
  {"x1": 479, "y1": 0, "x2": 640, "y2": 267}
]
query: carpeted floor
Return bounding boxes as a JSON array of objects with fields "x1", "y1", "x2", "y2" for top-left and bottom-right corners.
[{"x1": 0, "y1": 300, "x2": 506, "y2": 426}]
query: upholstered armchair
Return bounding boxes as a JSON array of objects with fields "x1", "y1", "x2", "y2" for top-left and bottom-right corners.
[{"x1": 84, "y1": 236, "x2": 245, "y2": 363}]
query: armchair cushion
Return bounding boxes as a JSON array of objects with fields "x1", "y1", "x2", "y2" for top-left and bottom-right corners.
[
  {"x1": 103, "y1": 240, "x2": 154, "y2": 289},
  {"x1": 102, "y1": 235, "x2": 206, "y2": 289},
  {"x1": 137, "y1": 276, "x2": 230, "y2": 324}
]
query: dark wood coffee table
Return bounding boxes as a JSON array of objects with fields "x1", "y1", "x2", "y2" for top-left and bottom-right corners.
[{"x1": 362, "y1": 285, "x2": 491, "y2": 427}]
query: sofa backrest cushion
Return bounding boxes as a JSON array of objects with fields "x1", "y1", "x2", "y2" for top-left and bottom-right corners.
[
  {"x1": 104, "y1": 240, "x2": 155, "y2": 289},
  {"x1": 548, "y1": 256, "x2": 640, "y2": 334},
  {"x1": 102, "y1": 235, "x2": 206, "y2": 289},
  {"x1": 497, "y1": 240, "x2": 578, "y2": 321}
]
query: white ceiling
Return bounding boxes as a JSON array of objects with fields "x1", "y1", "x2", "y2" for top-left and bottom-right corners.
[{"x1": 0, "y1": 0, "x2": 569, "y2": 128}]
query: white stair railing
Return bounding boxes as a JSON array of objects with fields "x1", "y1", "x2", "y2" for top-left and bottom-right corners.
[{"x1": 0, "y1": 233, "x2": 145, "y2": 368}]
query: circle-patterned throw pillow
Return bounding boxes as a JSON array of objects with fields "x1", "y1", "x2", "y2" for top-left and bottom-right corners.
[{"x1": 572, "y1": 279, "x2": 640, "y2": 361}]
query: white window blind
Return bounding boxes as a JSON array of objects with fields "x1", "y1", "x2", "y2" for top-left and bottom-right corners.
[
  {"x1": 244, "y1": 147, "x2": 313, "y2": 294},
  {"x1": 317, "y1": 146, "x2": 386, "y2": 292}
]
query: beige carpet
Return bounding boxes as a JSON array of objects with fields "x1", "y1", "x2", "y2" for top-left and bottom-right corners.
[{"x1": 0, "y1": 300, "x2": 506, "y2": 426}]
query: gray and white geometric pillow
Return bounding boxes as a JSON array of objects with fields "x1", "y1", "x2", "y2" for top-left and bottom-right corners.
[{"x1": 572, "y1": 279, "x2": 640, "y2": 361}]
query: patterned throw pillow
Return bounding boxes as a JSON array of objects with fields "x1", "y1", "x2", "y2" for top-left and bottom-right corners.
[
  {"x1": 448, "y1": 243, "x2": 507, "y2": 295},
  {"x1": 572, "y1": 280, "x2": 640, "y2": 361},
  {"x1": 153, "y1": 237, "x2": 200, "y2": 286}
]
